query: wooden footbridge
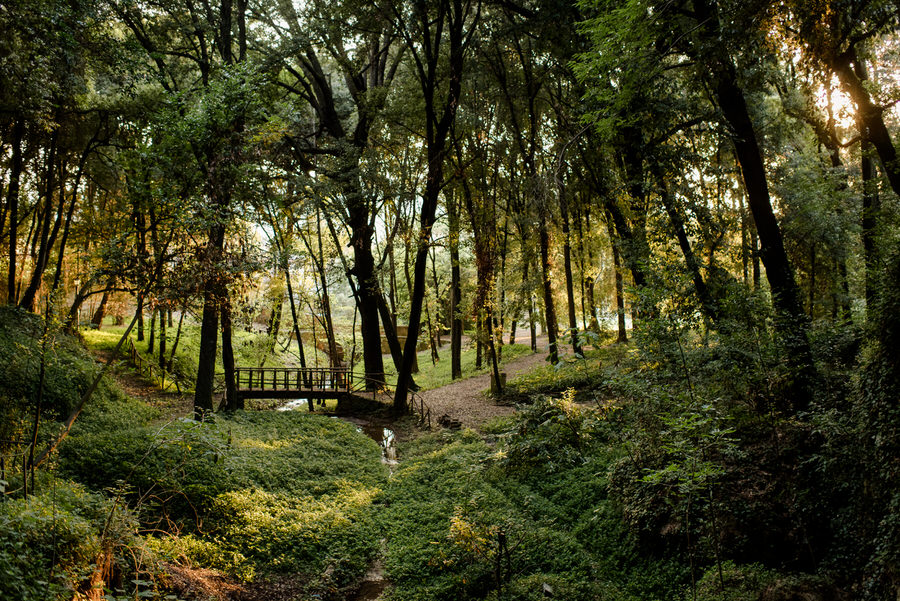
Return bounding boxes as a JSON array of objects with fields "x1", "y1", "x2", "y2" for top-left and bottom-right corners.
[
  {"x1": 233, "y1": 365, "x2": 433, "y2": 428},
  {"x1": 235, "y1": 367, "x2": 352, "y2": 402}
]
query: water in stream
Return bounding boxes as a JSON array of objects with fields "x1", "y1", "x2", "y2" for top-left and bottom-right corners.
[{"x1": 339, "y1": 417, "x2": 398, "y2": 468}]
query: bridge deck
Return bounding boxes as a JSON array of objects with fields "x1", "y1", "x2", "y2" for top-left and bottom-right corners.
[{"x1": 235, "y1": 367, "x2": 352, "y2": 399}]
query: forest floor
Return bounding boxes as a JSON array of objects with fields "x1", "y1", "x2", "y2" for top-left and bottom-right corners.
[
  {"x1": 420, "y1": 333, "x2": 556, "y2": 430},
  {"x1": 93, "y1": 348, "x2": 194, "y2": 415},
  {"x1": 88, "y1": 332, "x2": 563, "y2": 601}
]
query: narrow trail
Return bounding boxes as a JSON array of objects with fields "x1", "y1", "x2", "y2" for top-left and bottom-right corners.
[{"x1": 420, "y1": 334, "x2": 557, "y2": 430}]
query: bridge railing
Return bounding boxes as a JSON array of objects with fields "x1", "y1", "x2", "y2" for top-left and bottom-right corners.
[
  {"x1": 126, "y1": 338, "x2": 184, "y2": 393},
  {"x1": 350, "y1": 377, "x2": 431, "y2": 429},
  {"x1": 234, "y1": 367, "x2": 352, "y2": 392}
]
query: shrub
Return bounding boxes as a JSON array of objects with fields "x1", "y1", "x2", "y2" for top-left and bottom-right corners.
[{"x1": 0, "y1": 479, "x2": 148, "y2": 601}]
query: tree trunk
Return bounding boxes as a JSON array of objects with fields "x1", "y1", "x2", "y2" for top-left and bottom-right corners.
[
  {"x1": 538, "y1": 217, "x2": 559, "y2": 363},
  {"x1": 136, "y1": 295, "x2": 145, "y2": 341},
  {"x1": 449, "y1": 190, "x2": 463, "y2": 379},
  {"x1": 376, "y1": 291, "x2": 417, "y2": 389},
  {"x1": 853, "y1": 57, "x2": 881, "y2": 320},
  {"x1": 158, "y1": 306, "x2": 166, "y2": 368},
  {"x1": 20, "y1": 135, "x2": 60, "y2": 313},
  {"x1": 605, "y1": 214, "x2": 629, "y2": 344},
  {"x1": 388, "y1": 242, "x2": 398, "y2": 328},
  {"x1": 348, "y1": 212, "x2": 385, "y2": 387},
  {"x1": 314, "y1": 211, "x2": 341, "y2": 368},
  {"x1": 92, "y1": 291, "x2": 109, "y2": 329},
  {"x1": 430, "y1": 246, "x2": 444, "y2": 350},
  {"x1": 5, "y1": 117, "x2": 24, "y2": 305},
  {"x1": 194, "y1": 285, "x2": 220, "y2": 416},
  {"x1": 426, "y1": 299, "x2": 439, "y2": 365},
  {"x1": 833, "y1": 48, "x2": 900, "y2": 198},
  {"x1": 695, "y1": 0, "x2": 813, "y2": 411},
  {"x1": 557, "y1": 178, "x2": 582, "y2": 355},
  {"x1": 148, "y1": 305, "x2": 156, "y2": 353},
  {"x1": 525, "y1": 259, "x2": 537, "y2": 351},
  {"x1": 392, "y1": 0, "x2": 469, "y2": 413},
  {"x1": 284, "y1": 259, "x2": 308, "y2": 371},
  {"x1": 655, "y1": 167, "x2": 720, "y2": 323},
  {"x1": 193, "y1": 207, "x2": 226, "y2": 414},
  {"x1": 222, "y1": 299, "x2": 239, "y2": 410},
  {"x1": 168, "y1": 308, "x2": 186, "y2": 371}
]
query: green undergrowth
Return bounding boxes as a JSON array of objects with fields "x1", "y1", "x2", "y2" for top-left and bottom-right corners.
[
  {"x1": 0, "y1": 477, "x2": 148, "y2": 601},
  {"x1": 379, "y1": 403, "x2": 691, "y2": 601},
  {"x1": 0, "y1": 305, "x2": 131, "y2": 490},
  {"x1": 505, "y1": 344, "x2": 633, "y2": 400},
  {"x1": 58, "y1": 407, "x2": 388, "y2": 593}
]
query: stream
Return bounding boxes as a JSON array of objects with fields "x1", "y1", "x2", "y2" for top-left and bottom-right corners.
[
  {"x1": 337, "y1": 416, "x2": 398, "y2": 470},
  {"x1": 277, "y1": 401, "x2": 395, "y2": 599},
  {"x1": 276, "y1": 399, "x2": 398, "y2": 468}
]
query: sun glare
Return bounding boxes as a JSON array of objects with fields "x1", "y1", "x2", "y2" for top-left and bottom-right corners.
[{"x1": 814, "y1": 81, "x2": 857, "y2": 130}]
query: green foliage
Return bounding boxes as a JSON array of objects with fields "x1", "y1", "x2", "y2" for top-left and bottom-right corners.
[
  {"x1": 694, "y1": 562, "x2": 778, "y2": 601},
  {"x1": 506, "y1": 346, "x2": 628, "y2": 400},
  {"x1": 59, "y1": 409, "x2": 387, "y2": 590},
  {"x1": 0, "y1": 306, "x2": 94, "y2": 423},
  {"x1": 82, "y1": 323, "x2": 293, "y2": 393},
  {"x1": 0, "y1": 306, "x2": 130, "y2": 488},
  {"x1": 0, "y1": 479, "x2": 145, "y2": 601},
  {"x1": 500, "y1": 390, "x2": 605, "y2": 473},
  {"x1": 379, "y1": 421, "x2": 689, "y2": 601}
]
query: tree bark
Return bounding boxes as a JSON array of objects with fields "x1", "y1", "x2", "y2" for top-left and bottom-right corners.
[
  {"x1": 528, "y1": 259, "x2": 537, "y2": 351},
  {"x1": 314, "y1": 211, "x2": 340, "y2": 368},
  {"x1": 158, "y1": 306, "x2": 166, "y2": 368},
  {"x1": 605, "y1": 217, "x2": 628, "y2": 343},
  {"x1": 392, "y1": 0, "x2": 473, "y2": 412},
  {"x1": 222, "y1": 298, "x2": 239, "y2": 410},
  {"x1": 136, "y1": 295, "x2": 145, "y2": 341},
  {"x1": 852, "y1": 56, "x2": 881, "y2": 319},
  {"x1": 193, "y1": 216, "x2": 225, "y2": 415},
  {"x1": 5, "y1": 117, "x2": 24, "y2": 305},
  {"x1": 538, "y1": 214, "x2": 559, "y2": 363},
  {"x1": 346, "y1": 186, "x2": 385, "y2": 386},
  {"x1": 833, "y1": 48, "x2": 900, "y2": 198},
  {"x1": 20, "y1": 135, "x2": 61, "y2": 313},
  {"x1": 167, "y1": 308, "x2": 186, "y2": 371},
  {"x1": 283, "y1": 258, "x2": 308, "y2": 371},
  {"x1": 693, "y1": 0, "x2": 813, "y2": 411},
  {"x1": 92, "y1": 291, "x2": 109, "y2": 329},
  {"x1": 148, "y1": 304, "x2": 156, "y2": 353},
  {"x1": 449, "y1": 190, "x2": 463, "y2": 379},
  {"x1": 194, "y1": 286, "x2": 220, "y2": 416},
  {"x1": 557, "y1": 177, "x2": 582, "y2": 355},
  {"x1": 654, "y1": 166, "x2": 720, "y2": 323}
]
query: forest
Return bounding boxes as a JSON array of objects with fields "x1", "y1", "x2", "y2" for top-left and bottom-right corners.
[{"x1": 1, "y1": 0, "x2": 899, "y2": 599}]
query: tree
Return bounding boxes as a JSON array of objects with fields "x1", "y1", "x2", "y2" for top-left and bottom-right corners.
[
  {"x1": 391, "y1": 0, "x2": 482, "y2": 412},
  {"x1": 578, "y1": 0, "x2": 816, "y2": 412}
]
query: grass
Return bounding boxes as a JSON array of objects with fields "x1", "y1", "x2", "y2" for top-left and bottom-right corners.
[
  {"x1": 378, "y1": 420, "x2": 690, "y2": 601},
  {"x1": 81, "y1": 321, "x2": 299, "y2": 393},
  {"x1": 375, "y1": 341, "x2": 534, "y2": 391},
  {"x1": 5, "y1": 306, "x2": 787, "y2": 601},
  {"x1": 505, "y1": 343, "x2": 635, "y2": 400},
  {"x1": 83, "y1": 319, "x2": 534, "y2": 395}
]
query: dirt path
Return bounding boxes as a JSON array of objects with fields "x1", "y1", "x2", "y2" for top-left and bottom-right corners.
[{"x1": 420, "y1": 335, "x2": 556, "y2": 430}]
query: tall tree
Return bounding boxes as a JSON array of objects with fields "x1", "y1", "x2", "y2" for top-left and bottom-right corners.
[{"x1": 391, "y1": 0, "x2": 481, "y2": 412}]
